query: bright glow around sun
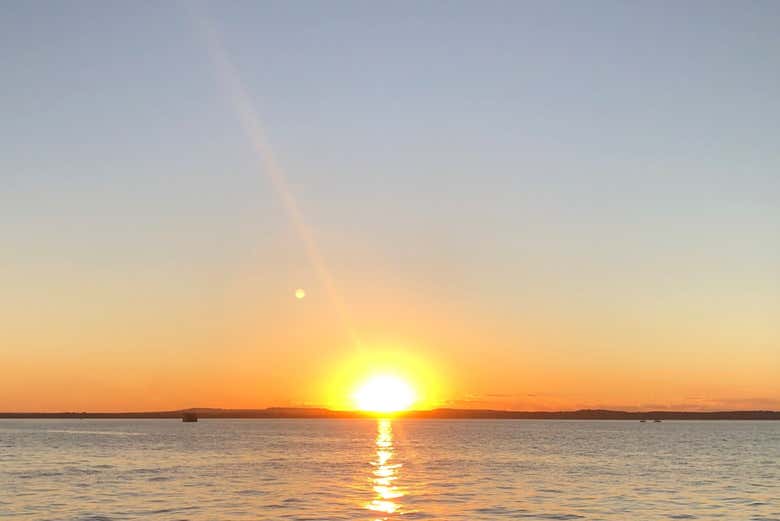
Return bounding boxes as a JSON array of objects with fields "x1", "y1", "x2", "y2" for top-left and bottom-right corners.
[
  {"x1": 354, "y1": 375, "x2": 416, "y2": 413},
  {"x1": 321, "y1": 348, "x2": 445, "y2": 412}
]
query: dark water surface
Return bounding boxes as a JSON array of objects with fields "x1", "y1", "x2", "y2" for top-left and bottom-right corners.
[{"x1": 1, "y1": 419, "x2": 778, "y2": 520}]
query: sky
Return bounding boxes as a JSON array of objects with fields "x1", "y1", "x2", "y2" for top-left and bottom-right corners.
[{"x1": 2, "y1": 1, "x2": 778, "y2": 412}]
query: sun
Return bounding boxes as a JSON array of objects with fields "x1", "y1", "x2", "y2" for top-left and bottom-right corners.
[{"x1": 353, "y1": 375, "x2": 416, "y2": 413}]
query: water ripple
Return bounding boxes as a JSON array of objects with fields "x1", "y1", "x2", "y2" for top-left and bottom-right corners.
[{"x1": 0, "y1": 419, "x2": 777, "y2": 520}]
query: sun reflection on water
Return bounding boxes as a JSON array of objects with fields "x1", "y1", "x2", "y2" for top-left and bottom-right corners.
[{"x1": 366, "y1": 419, "x2": 404, "y2": 518}]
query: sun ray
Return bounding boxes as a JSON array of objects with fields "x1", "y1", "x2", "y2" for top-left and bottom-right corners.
[{"x1": 189, "y1": 7, "x2": 360, "y2": 348}]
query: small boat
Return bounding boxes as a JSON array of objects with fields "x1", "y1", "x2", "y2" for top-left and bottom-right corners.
[
  {"x1": 639, "y1": 419, "x2": 647, "y2": 423},
  {"x1": 182, "y1": 412, "x2": 198, "y2": 422},
  {"x1": 653, "y1": 419, "x2": 662, "y2": 423}
]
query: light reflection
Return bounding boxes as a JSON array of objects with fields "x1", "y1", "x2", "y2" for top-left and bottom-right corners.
[{"x1": 366, "y1": 419, "x2": 404, "y2": 518}]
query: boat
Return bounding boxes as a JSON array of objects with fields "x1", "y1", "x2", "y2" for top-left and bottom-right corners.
[
  {"x1": 653, "y1": 419, "x2": 662, "y2": 423},
  {"x1": 182, "y1": 412, "x2": 198, "y2": 422}
]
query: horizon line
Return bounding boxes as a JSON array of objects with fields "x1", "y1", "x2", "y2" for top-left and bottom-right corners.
[{"x1": 2, "y1": 406, "x2": 779, "y2": 418}]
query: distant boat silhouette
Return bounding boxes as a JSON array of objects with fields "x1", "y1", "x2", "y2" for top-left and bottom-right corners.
[
  {"x1": 639, "y1": 419, "x2": 647, "y2": 423},
  {"x1": 182, "y1": 412, "x2": 198, "y2": 422},
  {"x1": 653, "y1": 419, "x2": 662, "y2": 423}
]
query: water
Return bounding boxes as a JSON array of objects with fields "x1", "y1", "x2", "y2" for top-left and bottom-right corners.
[{"x1": 1, "y1": 419, "x2": 778, "y2": 520}]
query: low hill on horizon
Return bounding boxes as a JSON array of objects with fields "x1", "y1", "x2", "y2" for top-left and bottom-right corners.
[{"x1": 1, "y1": 407, "x2": 779, "y2": 420}]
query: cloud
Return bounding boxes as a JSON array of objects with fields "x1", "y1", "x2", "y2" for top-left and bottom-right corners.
[{"x1": 445, "y1": 393, "x2": 780, "y2": 412}]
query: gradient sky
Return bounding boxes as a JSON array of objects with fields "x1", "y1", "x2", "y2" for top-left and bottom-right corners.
[{"x1": 2, "y1": 1, "x2": 778, "y2": 412}]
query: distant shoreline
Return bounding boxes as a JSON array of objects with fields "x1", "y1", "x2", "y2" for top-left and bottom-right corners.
[{"x1": 1, "y1": 408, "x2": 778, "y2": 420}]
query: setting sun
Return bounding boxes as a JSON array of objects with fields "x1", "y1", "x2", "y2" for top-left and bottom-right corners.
[{"x1": 353, "y1": 375, "x2": 416, "y2": 413}]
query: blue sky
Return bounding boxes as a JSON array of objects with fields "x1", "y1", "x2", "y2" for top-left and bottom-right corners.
[{"x1": 1, "y1": 2, "x2": 778, "y2": 410}]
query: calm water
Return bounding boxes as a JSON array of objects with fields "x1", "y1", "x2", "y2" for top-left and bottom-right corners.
[{"x1": 1, "y1": 419, "x2": 778, "y2": 520}]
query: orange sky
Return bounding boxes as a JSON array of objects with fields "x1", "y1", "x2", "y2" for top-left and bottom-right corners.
[{"x1": 2, "y1": 259, "x2": 778, "y2": 412}]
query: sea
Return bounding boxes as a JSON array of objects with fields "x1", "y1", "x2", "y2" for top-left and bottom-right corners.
[{"x1": 1, "y1": 419, "x2": 778, "y2": 520}]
